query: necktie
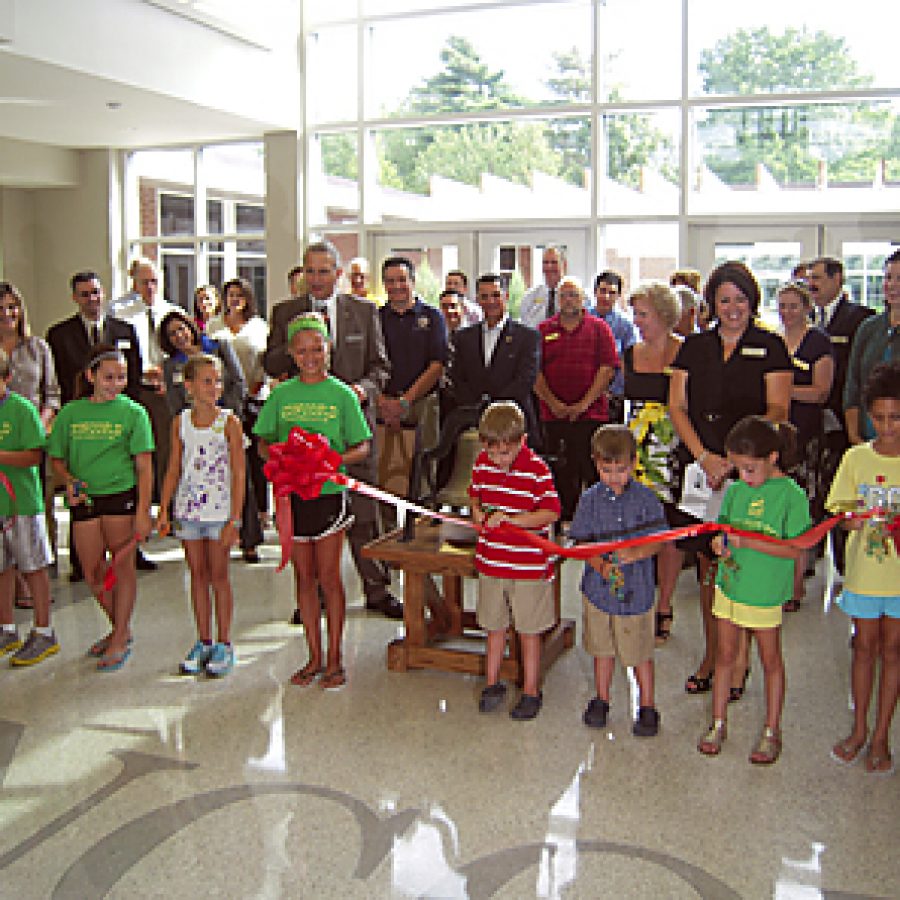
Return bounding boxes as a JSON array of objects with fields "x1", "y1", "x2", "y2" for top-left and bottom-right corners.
[
  {"x1": 546, "y1": 287, "x2": 556, "y2": 318},
  {"x1": 90, "y1": 323, "x2": 100, "y2": 346}
]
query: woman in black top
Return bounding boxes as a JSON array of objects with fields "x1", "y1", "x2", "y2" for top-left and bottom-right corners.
[
  {"x1": 777, "y1": 281, "x2": 834, "y2": 608},
  {"x1": 624, "y1": 282, "x2": 683, "y2": 643},
  {"x1": 669, "y1": 261, "x2": 793, "y2": 697}
]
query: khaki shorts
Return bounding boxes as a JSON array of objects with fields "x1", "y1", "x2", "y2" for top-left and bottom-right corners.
[
  {"x1": 478, "y1": 576, "x2": 555, "y2": 635},
  {"x1": 582, "y1": 596, "x2": 654, "y2": 667},
  {"x1": 0, "y1": 514, "x2": 53, "y2": 574}
]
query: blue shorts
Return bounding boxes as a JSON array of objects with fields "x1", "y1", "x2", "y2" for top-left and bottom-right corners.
[
  {"x1": 837, "y1": 590, "x2": 900, "y2": 620},
  {"x1": 176, "y1": 520, "x2": 228, "y2": 541}
]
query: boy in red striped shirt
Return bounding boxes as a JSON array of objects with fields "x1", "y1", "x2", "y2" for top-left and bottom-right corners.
[{"x1": 469, "y1": 402, "x2": 561, "y2": 720}]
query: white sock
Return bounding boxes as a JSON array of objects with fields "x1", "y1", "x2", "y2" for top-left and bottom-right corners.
[{"x1": 35, "y1": 626, "x2": 53, "y2": 638}]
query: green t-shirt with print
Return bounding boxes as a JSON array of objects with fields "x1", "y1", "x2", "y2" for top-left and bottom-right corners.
[
  {"x1": 0, "y1": 390, "x2": 47, "y2": 517},
  {"x1": 48, "y1": 395, "x2": 154, "y2": 497},
  {"x1": 716, "y1": 476, "x2": 811, "y2": 607},
  {"x1": 254, "y1": 376, "x2": 371, "y2": 496}
]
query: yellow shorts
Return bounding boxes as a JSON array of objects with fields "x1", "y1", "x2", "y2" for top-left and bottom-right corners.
[{"x1": 713, "y1": 586, "x2": 782, "y2": 630}]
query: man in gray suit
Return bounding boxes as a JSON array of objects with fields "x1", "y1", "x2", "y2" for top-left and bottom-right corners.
[{"x1": 264, "y1": 242, "x2": 400, "y2": 619}]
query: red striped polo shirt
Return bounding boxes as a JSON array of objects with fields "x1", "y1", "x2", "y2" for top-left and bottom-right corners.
[{"x1": 468, "y1": 445, "x2": 561, "y2": 580}]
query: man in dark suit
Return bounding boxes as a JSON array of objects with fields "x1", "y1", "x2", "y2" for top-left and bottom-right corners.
[
  {"x1": 264, "y1": 242, "x2": 400, "y2": 619},
  {"x1": 808, "y1": 257, "x2": 874, "y2": 448},
  {"x1": 447, "y1": 273, "x2": 541, "y2": 447},
  {"x1": 46, "y1": 271, "x2": 145, "y2": 580}
]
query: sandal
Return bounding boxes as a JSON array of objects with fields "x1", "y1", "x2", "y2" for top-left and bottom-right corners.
[
  {"x1": 14, "y1": 596, "x2": 34, "y2": 610},
  {"x1": 97, "y1": 646, "x2": 132, "y2": 672},
  {"x1": 319, "y1": 667, "x2": 346, "y2": 690},
  {"x1": 749, "y1": 726, "x2": 782, "y2": 765},
  {"x1": 698, "y1": 720, "x2": 727, "y2": 756},
  {"x1": 88, "y1": 635, "x2": 133, "y2": 658},
  {"x1": 289, "y1": 663, "x2": 322, "y2": 687},
  {"x1": 830, "y1": 736, "x2": 866, "y2": 765},
  {"x1": 864, "y1": 749, "x2": 895, "y2": 776},
  {"x1": 728, "y1": 668, "x2": 750, "y2": 703},
  {"x1": 685, "y1": 671, "x2": 713, "y2": 694},
  {"x1": 655, "y1": 610, "x2": 673, "y2": 644},
  {"x1": 783, "y1": 596, "x2": 801, "y2": 612}
]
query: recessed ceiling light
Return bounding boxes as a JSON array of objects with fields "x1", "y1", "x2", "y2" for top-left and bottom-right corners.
[{"x1": 107, "y1": 101, "x2": 122, "y2": 110}]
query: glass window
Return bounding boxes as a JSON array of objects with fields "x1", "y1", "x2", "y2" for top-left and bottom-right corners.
[
  {"x1": 368, "y1": 117, "x2": 591, "y2": 223},
  {"x1": 599, "y1": 109, "x2": 680, "y2": 215},
  {"x1": 714, "y1": 240, "x2": 802, "y2": 320},
  {"x1": 306, "y1": 25, "x2": 358, "y2": 124},
  {"x1": 598, "y1": 223, "x2": 679, "y2": 299},
  {"x1": 364, "y1": 2, "x2": 592, "y2": 118},
  {"x1": 309, "y1": 131, "x2": 360, "y2": 227},
  {"x1": 204, "y1": 143, "x2": 265, "y2": 198},
  {"x1": 691, "y1": 100, "x2": 900, "y2": 215},
  {"x1": 689, "y1": 0, "x2": 898, "y2": 96},
  {"x1": 160, "y1": 194, "x2": 194, "y2": 237},
  {"x1": 596, "y1": 0, "x2": 681, "y2": 102}
]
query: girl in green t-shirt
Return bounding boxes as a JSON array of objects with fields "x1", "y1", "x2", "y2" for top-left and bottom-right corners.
[
  {"x1": 698, "y1": 416, "x2": 810, "y2": 765},
  {"x1": 49, "y1": 344, "x2": 154, "y2": 672},
  {"x1": 255, "y1": 315, "x2": 371, "y2": 691}
]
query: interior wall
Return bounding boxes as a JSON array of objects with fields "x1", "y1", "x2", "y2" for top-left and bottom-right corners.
[{"x1": 26, "y1": 149, "x2": 117, "y2": 338}]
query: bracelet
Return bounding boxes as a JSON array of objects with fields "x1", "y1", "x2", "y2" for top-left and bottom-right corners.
[
  {"x1": 398, "y1": 396, "x2": 411, "y2": 414},
  {"x1": 697, "y1": 450, "x2": 709, "y2": 466},
  {"x1": 230, "y1": 517, "x2": 241, "y2": 528}
]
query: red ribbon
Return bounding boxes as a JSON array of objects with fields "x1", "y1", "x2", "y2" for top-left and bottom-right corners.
[
  {"x1": 265, "y1": 427, "x2": 899, "y2": 566},
  {"x1": 263, "y1": 428, "x2": 343, "y2": 571}
]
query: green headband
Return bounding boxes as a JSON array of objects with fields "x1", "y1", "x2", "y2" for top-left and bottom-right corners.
[{"x1": 287, "y1": 314, "x2": 329, "y2": 342}]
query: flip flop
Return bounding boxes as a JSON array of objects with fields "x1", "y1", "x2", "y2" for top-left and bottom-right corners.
[
  {"x1": 97, "y1": 646, "x2": 132, "y2": 672},
  {"x1": 864, "y1": 751, "x2": 895, "y2": 776},
  {"x1": 88, "y1": 635, "x2": 133, "y2": 658},
  {"x1": 319, "y1": 667, "x2": 346, "y2": 690},
  {"x1": 289, "y1": 663, "x2": 322, "y2": 687},
  {"x1": 830, "y1": 738, "x2": 866, "y2": 766}
]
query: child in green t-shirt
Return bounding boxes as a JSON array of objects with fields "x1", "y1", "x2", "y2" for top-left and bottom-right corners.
[
  {"x1": 698, "y1": 415, "x2": 810, "y2": 765},
  {"x1": 0, "y1": 349, "x2": 58, "y2": 667},
  {"x1": 48, "y1": 344, "x2": 155, "y2": 672}
]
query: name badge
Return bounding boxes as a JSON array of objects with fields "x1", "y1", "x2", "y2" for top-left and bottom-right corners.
[
  {"x1": 832, "y1": 335, "x2": 849, "y2": 344},
  {"x1": 345, "y1": 333, "x2": 363, "y2": 343},
  {"x1": 172, "y1": 372, "x2": 183, "y2": 384},
  {"x1": 662, "y1": 365, "x2": 674, "y2": 376},
  {"x1": 791, "y1": 357, "x2": 810, "y2": 372},
  {"x1": 544, "y1": 332, "x2": 561, "y2": 342},
  {"x1": 116, "y1": 339, "x2": 131, "y2": 350},
  {"x1": 416, "y1": 316, "x2": 431, "y2": 330},
  {"x1": 740, "y1": 346, "x2": 766, "y2": 357}
]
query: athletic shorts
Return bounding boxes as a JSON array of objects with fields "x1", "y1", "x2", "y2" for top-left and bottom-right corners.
[
  {"x1": 291, "y1": 492, "x2": 354, "y2": 543},
  {"x1": 0, "y1": 514, "x2": 53, "y2": 574},
  {"x1": 837, "y1": 589, "x2": 900, "y2": 620},
  {"x1": 71, "y1": 487, "x2": 137, "y2": 522}
]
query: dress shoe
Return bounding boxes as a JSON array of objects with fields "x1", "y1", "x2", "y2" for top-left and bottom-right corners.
[
  {"x1": 290, "y1": 608, "x2": 303, "y2": 626},
  {"x1": 365, "y1": 592, "x2": 403, "y2": 620},
  {"x1": 242, "y1": 549, "x2": 260, "y2": 564},
  {"x1": 136, "y1": 550, "x2": 158, "y2": 571},
  {"x1": 69, "y1": 569, "x2": 85, "y2": 583}
]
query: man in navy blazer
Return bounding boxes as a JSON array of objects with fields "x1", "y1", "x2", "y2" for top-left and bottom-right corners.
[{"x1": 447, "y1": 273, "x2": 541, "y2": 447}]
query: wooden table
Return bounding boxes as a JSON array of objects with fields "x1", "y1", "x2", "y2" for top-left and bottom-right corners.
[{"x1": 362, "y1": 519, "x2": 576, "y2": 684}]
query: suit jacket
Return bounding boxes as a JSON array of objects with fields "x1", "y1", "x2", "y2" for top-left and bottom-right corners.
[
  {"x1": 46, "y1": 314, "x2": 143, "y2": 405},
  {"x1": 448, "y1": 320, "x2": 541, "y2": 445},
  {"x1": 263, "y1": 292, "x2": 390, "y2": 479},
  {"x1": 823, "y1": 297, "x2": 874, "y2": 418}
]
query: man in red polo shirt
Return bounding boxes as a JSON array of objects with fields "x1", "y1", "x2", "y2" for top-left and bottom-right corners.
[{"x1": 534, "y1": 275, "x2": 619, "y2": 521}]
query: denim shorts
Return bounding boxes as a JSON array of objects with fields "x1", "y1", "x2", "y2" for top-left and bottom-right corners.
[
  {"x1": 837, "y1": 589, "x2": 900, "y2": 620},
  {"x1": 176, "y1": 520, "x2": 228, "y2": 541}
]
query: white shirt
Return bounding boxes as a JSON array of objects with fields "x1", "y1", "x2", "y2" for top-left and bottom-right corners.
[
  {"x1": 79, "y1": 315, "x2": 105, "y2": 344},
  {"x1": 209, "y1": 315, "x2": 269, "y2": 393},
  {"x1": 111, "y1": 294, "x2": 180, "y2": 371},
  {"x1": 519, "y1": 283, "x2": 557, "y2": 329},
  {"x1": 482, "y1": 314, "x2": 508, "y2": 365},
  {"x1": 816, "y1": 293, "x2": 843, "y2": 328},
  {"x1": 310, "y1": 291, "x2": 338, "y2": 344}
]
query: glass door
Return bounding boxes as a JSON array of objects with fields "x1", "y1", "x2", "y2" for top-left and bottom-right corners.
[{"x1": 824, "y1": 224, "x2": 900, "y2": 311}]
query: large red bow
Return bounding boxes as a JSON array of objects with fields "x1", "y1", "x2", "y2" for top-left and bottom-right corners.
[{"x1": 263, "y1": 427, "x2": 343, "y2": 570}]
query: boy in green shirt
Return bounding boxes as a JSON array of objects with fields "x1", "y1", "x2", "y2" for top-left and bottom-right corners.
[{"x1": 0, "y1": 350, "x2": 58, "y2": 666}]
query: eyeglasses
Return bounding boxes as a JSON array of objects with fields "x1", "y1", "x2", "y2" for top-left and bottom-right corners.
[
  {"x1": 0, "y1": 305, "x2": 19, "y2": 316},
  {"x1": 76, "y1": 291, "x2": 101, "y2": 299}
]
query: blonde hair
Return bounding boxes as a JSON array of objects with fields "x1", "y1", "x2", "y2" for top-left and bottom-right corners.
[
  {"x1": 183, "y1": 353, "x2": 222, "y2": 382},
  {"x1": 777, "y1": 280, "x2": 812, "y2": 308},
  {"x1": 478, "y1": 401, "x2": 525, "y2": 444},
  {"x1": 628, "y1": 281, "x2": 679, "y2": 330},
  {"x1": 558, "y1": 274, "x2": 584, "y2": 300}
]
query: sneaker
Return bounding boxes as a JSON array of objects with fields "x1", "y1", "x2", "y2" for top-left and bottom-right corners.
[
  {"x1": 0, "y1": 629, "x2": 22, "y2": 656},
  {"x1": 205, "y1": 642, "x2": 234, "y2": 677},
  {"x1": 180, "y1": 640, "x2": 213, "y2": 675},
  {"x1": 509, "y1": 692, "x2": 543, "y2": 721},
  {"x1": 10, "y1": 630, "x2": 59, "y2": 666},
  {"x1": 478, "y1": 682, "x2": 507, "y2": 713},
  {"x1": 632, "y1": 705, "x2": 660, "y2": 737},
  {"x1": 583, "y1": 696, "x2": 610, "y2": 729}
]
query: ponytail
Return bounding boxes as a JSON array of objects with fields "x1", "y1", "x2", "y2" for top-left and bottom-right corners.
[{"x1": 724, "y1": 415, "x2": 798, "y2": 471}]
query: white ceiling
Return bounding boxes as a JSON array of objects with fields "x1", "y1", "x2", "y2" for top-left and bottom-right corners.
[{"x1": 0, "y1": 50, "x2": 279, "y2": 150}]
